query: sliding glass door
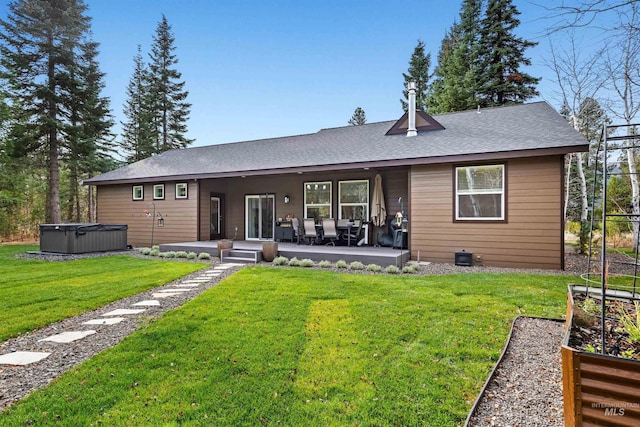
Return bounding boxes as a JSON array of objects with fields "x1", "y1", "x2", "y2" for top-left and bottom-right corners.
[{"x1": 245, "y1": 194, "x2": 274, "y2": 240}]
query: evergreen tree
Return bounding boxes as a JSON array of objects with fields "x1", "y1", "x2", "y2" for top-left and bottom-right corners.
[
  {"x1": 348, "y1": 107, "x2": 367, "y2": 125},
  {"x1": 63, "y1": 40, "x2": 115, "y2": 221},
  {"x1": 401, "y1": 40, "x2": 431, "y2": 112},
  {"x1": 121, "y1": 45, "x2": 155, "y2": 163},
  {"x1": 429, "y1": 0, "x2": 482, "y2": 113},
  {"x1": 0, "y1": 0, "x2": 94, "y2": 223},
  {"x1": 147, "y1": 15, "x2": 193, "y2": 152},
  {"x1": 476, "y1": 0, "x2": 540, "y2": 107}
]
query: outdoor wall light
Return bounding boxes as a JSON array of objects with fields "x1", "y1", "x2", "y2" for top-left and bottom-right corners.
[
  {"x1": 284, "y1": 194, "x2": 290, "y2": 204},
  {"x1": 157, "y1": 216, "x2": 164, "y2": 227}
]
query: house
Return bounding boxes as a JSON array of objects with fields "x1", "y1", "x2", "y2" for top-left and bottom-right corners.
[{"x1": 85, "y1": 99, "x2": 588, "y2": 269}]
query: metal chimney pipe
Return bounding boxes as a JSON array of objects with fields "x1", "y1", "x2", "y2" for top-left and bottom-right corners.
[{"x1": 407, "y1": 81, "x2": 417, "y2": 137}]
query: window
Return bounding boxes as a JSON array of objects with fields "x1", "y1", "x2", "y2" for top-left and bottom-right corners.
[
  {"x1": 175, "y1": 183, "x2": 188, "y2": 199},
  {"x1": 339, "y1": 180, "x2": 369, "y2": 220},
  {"x1": 132, "y1": 185, "x2": 144, "y2": 201},
  {"x1": 153, "y1": 184, "x2": 165, "y2": 200},
  {"x1": 455, "y1": 164, "x2": 505, "y2": 220},
  {"x1": 304, "y1": 181, "x2": 331, "y2": 220}
]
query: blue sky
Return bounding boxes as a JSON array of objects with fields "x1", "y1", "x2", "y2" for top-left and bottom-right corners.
[{"x1": 1, "y1": 1, "x2": 612, "y2": 149}]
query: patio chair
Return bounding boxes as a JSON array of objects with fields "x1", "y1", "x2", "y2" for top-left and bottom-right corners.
[
  {"x1": 291, "y1": 217, "x2": 301, "y2": 244},
  {"x1": 341, "y1": 219, "x2": 364, "y2": 246},
  {"x1": 321, "y1": 218, "x2": 339, "y2": 246},
  {"x1": 302, "y1": 218, "x2": 318, "y2": 245}
]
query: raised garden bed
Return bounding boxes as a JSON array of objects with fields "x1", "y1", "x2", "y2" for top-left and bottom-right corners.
[{"x1": 562, "y1": 285, "x2": 640, "y2": 426}]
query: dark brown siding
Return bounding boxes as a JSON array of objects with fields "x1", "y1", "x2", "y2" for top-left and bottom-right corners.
[
  {"x1": 409, "y1": 156, "x2": 563, "y2": 269},
  {"x1": 96, "y1": 181, "x2": 198, "y2": 247}
]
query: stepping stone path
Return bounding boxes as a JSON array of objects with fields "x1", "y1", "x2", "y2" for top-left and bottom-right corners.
[{"x1": 0, "y1": 263, "x2": 241, "y2": 372}]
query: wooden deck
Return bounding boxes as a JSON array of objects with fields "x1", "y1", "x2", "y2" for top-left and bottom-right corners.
[{"x1": 159, "y1": 240, "x2": 411, "y2": 267}]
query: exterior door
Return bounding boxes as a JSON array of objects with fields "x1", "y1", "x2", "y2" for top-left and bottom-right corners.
[
  {"x1": 245, "y1": 194, "x2": 274, "y2": 240},
  {"x1": 210, "y1": 194, "x2": 225, "y2": 240}
]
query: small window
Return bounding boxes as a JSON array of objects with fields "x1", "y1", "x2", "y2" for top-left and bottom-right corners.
[
  {"x1": 175, "y1": 183, "x2": 188, "y2": 199},
  {"x1": 132, "y1": 185, "x2": 144, "y2": 201},
  {"x1": 153, "y1": 184, "x2": 165, "y2": 200},
  {"x1": 339, "y1": 180, "x2": 369, "y2": 220},
  {"x1": 304, "y1": 181, "x2": 331, "y2": 221},
  {"x1": 455, "y1": 164, "x2": 505, "y2": 220}
]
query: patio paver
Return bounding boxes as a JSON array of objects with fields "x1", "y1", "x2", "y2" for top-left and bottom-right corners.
[
  {"x1": 152, "y1": 292, "x2": 182, "y2": 298},
  {"x1": 0, "y1": 351, "x2": 51, "y2": 366},
  {"x1": 103, "y1": 308, "x2": 146, "y2": 316},
  {"x1": 132, "y1": 300, "x2": 160, "y2": 307},
  {"x1": 39, "y1": 330, "x2": 96, "y2": 343},
  {"x1": 83, "y1": 318, "x2": 125, "y2": 325}
]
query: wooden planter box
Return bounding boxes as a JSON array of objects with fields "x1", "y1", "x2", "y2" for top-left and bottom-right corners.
[{"x1": 562, "y1": 286, "x2": 640, "y2": 426}]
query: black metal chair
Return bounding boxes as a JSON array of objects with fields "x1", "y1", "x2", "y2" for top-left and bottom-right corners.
[{"x1": 341, "y1": 219, "x2": 364, "y2": 246}]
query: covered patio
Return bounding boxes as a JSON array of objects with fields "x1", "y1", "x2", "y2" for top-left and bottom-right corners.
[{"x1": 159, "y1": 240, "x2": 411, "y2": 267}]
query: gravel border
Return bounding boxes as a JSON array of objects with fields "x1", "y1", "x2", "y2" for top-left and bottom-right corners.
[
  {"x1": 0, "y1": 259, "x2": 243, "y2": 412},
  {"x1": 466, "y1": 317, "x2": 565, "y2": 427}
]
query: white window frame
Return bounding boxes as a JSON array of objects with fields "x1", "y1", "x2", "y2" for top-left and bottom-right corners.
[
  {"x1": 338, "y1": 180, "x2": 369, "y2": 220},
  {"x1": 153, "y1": 184, "x2": 165, "y2": 200},
  {"x1": 304, "y1": 181, "x2": 332, "y2": 220},
  {"x1": 132, "y1": 185, "x2": 144, "y2": 201},
  {"x1": 455, "y1": 164, "x2": 505, "y2": 221},
  {"x1": 175, "y1": 183, "x2": 188, "y2": 199}
]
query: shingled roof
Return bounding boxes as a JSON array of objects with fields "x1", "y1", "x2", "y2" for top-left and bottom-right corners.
[{"x1": 86, "y1": 101, "x2": 588, "y2": 185}]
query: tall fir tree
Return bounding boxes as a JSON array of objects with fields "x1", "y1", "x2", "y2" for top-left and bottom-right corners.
[
  {"x1": 121, "y1": 45, "x2": 155, "y2": 163},
  {"x1": 476, "y1": 0, "x2": 539, "y2": 107},
  {"x1": 348, "y1": 107, "x2": 367, "y2": 125},
  {"x1": 63, "y1": 40, "x2": 115, "y2": 221},
  {"x1": 147, "y1": 15, "x2": 193, "y2": 153},
  {"x1": 0, "y1": 0, "x2": 92, "y2": 223},
  {"x1": 429, "y1": 0, "x2": 482, "y2": 113},
  {"x1": 401, "y1": 40, "x2": 431, "y2": 112}
]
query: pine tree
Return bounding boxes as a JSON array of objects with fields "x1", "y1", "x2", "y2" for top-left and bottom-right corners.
[
  {"x1": 476, "y1": 0, "x2": 539, "y2": 107},
  {"x1": 121, "y1": 45, "x2": 155, "y2": 163},
  {"x1": 429, "y1": 0, "x2": 482, "y2": 113},
  {"x1": 0, "y1": 0, "x2": 94, "y2": 223},
  {"x1": 147, "y1": 15, "x2": 193, "y2": 153},
  {"x1": 348, "y1": 107, "x2": 367, "y2": 125},
  {"x1": 401, "y1": 40, "x2": 431, "y2": 112}
]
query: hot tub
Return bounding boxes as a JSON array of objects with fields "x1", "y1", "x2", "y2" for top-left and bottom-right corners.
[{"x1": 39, "y1": 223, "x2": 128, "y2": 254}]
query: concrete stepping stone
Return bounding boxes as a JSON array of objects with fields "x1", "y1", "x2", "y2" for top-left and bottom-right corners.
[
  {"x1": 132, "y1": 300, "x2": 160, "y2": 307},
  {"x1": 175, "y1": 283, "x2": 201, "y2": 288},
  {"x1": 83, "y1": 317, "x2": 125, "y2": 325},
  {"x1": 39, "y1": 330, "x2": 96, "y2": 343},
  {"x1": 213, "y1": 265, "x2": 233, "y2": 270},
  {"x1": 152, "y1": 292, "x2": 181, "y2": 298},
  {"x1": 0, "y1": 351, "x2": 51, "y2": 366},
  {"x1": 157, "y1": 288, "x2": 190, "y2": 293},
  {"x1": 180, "y1": 280, "x2": 208, "y2": 284},
  {"x1": 103, "y1": 308, "x2": 146, "y2": 316}
]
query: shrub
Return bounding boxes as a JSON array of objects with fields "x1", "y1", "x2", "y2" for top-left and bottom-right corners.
[
  {"x1": 288, "y1": 257, "x2": 301, "y2": 267},
  {"x1": 138, "y1": 247, "x2": 149, "y2": 254},
  {"x1": 149, "y1": 249, "x2": 159, "y2": 257},
  {"x1": 386, "y1": 265, "x2": 399, "y2": 274},
  {"x1": 164, "y1": 251, "x2": 176, "y2": 258},
  {"x1": 175, "y1": 251, "x2": 188, "y2": 258},
  {"x1": 198, "y1": 252, "x2": 212, "y2": 260},
  {"x1": 139, "y1": 247, "x2": 151, "y2": 255},
  {"x1": 318, "y1": 260, "x2": 331, "y2": 268},
  {"x1": 273, "y1": 256, "x2": 289, "y2": 266},
  {"x1": 335, "y1": 260, "x2": 348, "y2": 269},
  {"x1": 158, "y1": 252, "x2": 168, "y2": 258},
  {"x1": 402, "y1": 265, "x2": 415, "y2": 274},
  {"x1": 152, "y1": 245, "x2": 160, "y2": 251},
  {"x1": 349, "y1": 261, "x2": 364, "y2": 270},
  {"x1": 366, "y1": 263, "x2": 382, "y2": 272},
  {"x1": 299, "y1": 258, "x2": 314, "y2": 267},
  {"x1": 186, "y1": 252, "x2": 197, "y2": 259}
]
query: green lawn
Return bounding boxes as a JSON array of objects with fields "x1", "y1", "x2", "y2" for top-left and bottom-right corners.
[
  {"x1": 0, "y1": 245, "x2": 204, "y2": 342},
  {"x1": 0, "y1": 266, "x2": 576, "y2": 426}
]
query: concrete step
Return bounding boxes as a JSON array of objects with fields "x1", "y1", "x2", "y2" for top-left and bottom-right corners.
[{"x1": 220, "y1": 249, "x2": 262, "y2": 263}]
